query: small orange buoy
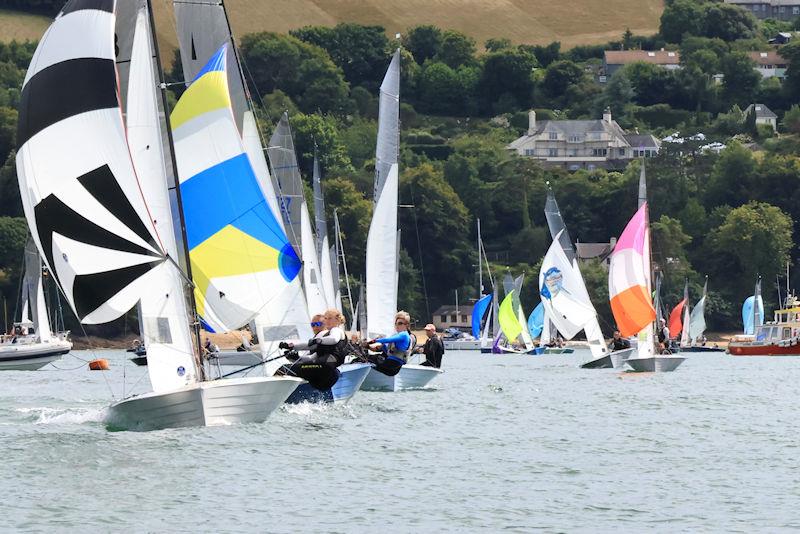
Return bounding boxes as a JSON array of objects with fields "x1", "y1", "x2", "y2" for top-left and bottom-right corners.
[{"x1": 88, "y1": 358, "x2": 110, "y2": 371}]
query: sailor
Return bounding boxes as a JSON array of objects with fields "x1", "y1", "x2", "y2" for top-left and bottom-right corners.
[
  {"x1": 365, "y1": 311, "x2": 415, "y2": 376},
  {"x1": 609, "y1": 330, "x2": 631, "y2": 351},
  {"x1": 202, "y1": 338, "x2": 219, "y2": 358},
  {"x1": 657, "y1": 319, "x2": 671, "y2": 353},
  {"x1": 416, "y1": 323, "x2": 444, "y2": 368},
  {"x1": 278, "y1": 309, "x2": 349, "y2": 390}
]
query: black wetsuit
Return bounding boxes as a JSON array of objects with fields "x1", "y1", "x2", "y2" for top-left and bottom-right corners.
[
  {"x1": 610, "y1": 337, "x2": 631, "y2": 351},
  {"x1": 420, "y1": 335, "x2": 444, "y2": 368}
]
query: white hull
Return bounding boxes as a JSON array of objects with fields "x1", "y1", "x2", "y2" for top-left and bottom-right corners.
[
  {"x1": 360, "y1": 364, "x2": 443, "y2": 392},
  {"x1": 106, "y1": 376, "x2": 302, "y2": 431},
  {"x1": 0, "y1": 339, "x2": 71, "y2": 370},
  {"x1": 580, "y1": 348, "x2": 635, "y2": 369},
  {"x1": 443, "y1": 339, "x2": 480, "y2": 350},
  {"x1": 625, "y1": 356, "x2": 685, "y2": 373}
]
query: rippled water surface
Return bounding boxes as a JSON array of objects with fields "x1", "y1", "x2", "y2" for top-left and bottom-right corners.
[{"x1": 1, "y1": 349, "x2": 799, "y2": 532}]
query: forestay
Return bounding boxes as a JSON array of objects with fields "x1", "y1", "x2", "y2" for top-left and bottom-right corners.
[
  {"x1": 16, "y1": 0, "x2": 166, "y2": 325},
  {"x1": 171, "y1": 45, "x2": 302, "y2": 332}
]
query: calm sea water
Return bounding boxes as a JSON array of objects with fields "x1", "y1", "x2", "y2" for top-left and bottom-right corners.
[{"x1": 1, "y1": 349, "x2": 799, "y2": 533}]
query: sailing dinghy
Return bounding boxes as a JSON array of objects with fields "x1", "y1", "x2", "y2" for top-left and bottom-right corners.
[
  {"x1": 361, "y1": 49, "x2": 442, "y2": 390},
  {"x1": 609, "y1": 203, "x2": 684, "y2": 372},
  {"x1": 17, "y1": 1, "x2": 302, "y2": 430},
  {"x1": 172, "y1": 0, "x2": 370, "y2": 402}
]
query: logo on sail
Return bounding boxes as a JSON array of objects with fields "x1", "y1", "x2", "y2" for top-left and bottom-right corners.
[{"x1": 541, "y1": 267, "x2": 564, "y2": 300}]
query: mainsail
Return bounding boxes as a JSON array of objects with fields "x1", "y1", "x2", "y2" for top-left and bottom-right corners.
[
  {"x1": 688, "y1": 278, "x2": 708, "y2": 342},
  {"x1": 313, "y1": 155, "x2": 337, "y2": 309},
  {"x1": 366, "y1": 50, "x2": 400, "y2": 337},
  {"x1": 743, "y1": 278, "x2": 764, "y2": 335},
  {"x1": 498, "y1": 290, "x2": 522, "y2": 342},
  {"x1": 127, "y1": 5, "x2": 198, "y2": 389},
  {"x1": 16, "y1": 0, "x2": 166, "y2": 325},
  {"x1": 22, "y1": 239, "x2": 51, "y2": 341},
  {"x1": 171, "y1": 45, "x2": 302, "y2": 332}
]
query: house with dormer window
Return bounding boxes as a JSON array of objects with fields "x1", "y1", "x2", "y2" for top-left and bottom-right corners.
[{"x1": 507, "y1": 109, "x2": 661, "y2": 171}]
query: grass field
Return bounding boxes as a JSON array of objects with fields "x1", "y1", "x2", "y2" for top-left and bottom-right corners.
[
  {"x1": 0, "y1": 8, "x2": 49, "y2": 43},
  {"x1": 152, "y1": 0, "x2": 663, "y2": 49},
  {"x1": 2, "y1": 1, "x2": 664, "y2": 51}
]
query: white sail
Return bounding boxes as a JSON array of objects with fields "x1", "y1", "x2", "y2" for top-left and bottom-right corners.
[
  {"x1": 127, "y1": 7, "x2": 198, "y2": 390},
  {"x1": 688, "y1": 280, "x2": 708, "y2": 343},
  {"x1": 16, "y1": 1, "x2": 166, "y2": 326},
  {"x1": 313, "y1": 157, "x2": 337, "y2": 308},
  {"x1": 23, "y1": 240, "x2": 51, "y2": 341},
  {"x1": 301, "y1": 202, "x2": 329, "y2": 315},
  {"x1": 680, "y1": 289, "x2": 692, "y2": 347},
  {"x1": 242, "y1": 110, "x2": 313, "y2": 349},
  {"x1": 539, "y1": 234, "x2": 597, "y2": 340},
  {"x1": 366, "y1": 164, "x2": 399, "y2": 337}
]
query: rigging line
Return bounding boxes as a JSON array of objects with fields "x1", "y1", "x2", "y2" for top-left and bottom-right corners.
[{"x1": 407, "y1": 180, "x2": 430, "y2": 320}]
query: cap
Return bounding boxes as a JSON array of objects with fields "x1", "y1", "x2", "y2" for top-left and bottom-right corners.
[{"x1": 424, "y1": 323, "x2": 436, "y2": 331}]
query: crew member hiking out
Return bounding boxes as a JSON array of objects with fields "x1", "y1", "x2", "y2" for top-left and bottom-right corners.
[{"x1": 366, "y1": 311, "x2": 414, "y2": 376}]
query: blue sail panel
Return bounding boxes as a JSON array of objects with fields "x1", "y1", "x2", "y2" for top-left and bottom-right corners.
[
  {"x1": 471, "y1": 293, "x2": 492, "y2": 338},
  {"x1": 528, "y1": 302, "x2": 545, "y2": 339}
]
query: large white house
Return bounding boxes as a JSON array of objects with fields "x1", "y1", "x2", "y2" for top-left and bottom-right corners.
[{"x1": 507, "y1": 109, "x2": 661, "y2": 171}]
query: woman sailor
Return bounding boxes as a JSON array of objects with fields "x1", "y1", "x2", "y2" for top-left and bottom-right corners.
[{"x1": 365, "y1": 311, "x2": 415, "y2": 376}]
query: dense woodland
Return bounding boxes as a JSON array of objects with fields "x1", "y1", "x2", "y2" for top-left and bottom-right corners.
[{"x1": 1, "y1": 0, "x2": 800, "y2": 336}]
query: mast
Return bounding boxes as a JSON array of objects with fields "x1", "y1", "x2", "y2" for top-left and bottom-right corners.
[
  {"x1": 146, "y1": 0, "x2": 205, "y2": 378},
  {"x1": 477, "y1": 218, "x2": 483, "y2": 298},
  {"x1": 335, "y1": 210, "x2": 355, "y2": 324}
]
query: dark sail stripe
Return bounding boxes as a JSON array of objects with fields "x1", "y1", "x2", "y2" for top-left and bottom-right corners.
[
  {"x1": 73, "y1": 261, "x2": 162, "y2": 320},
  {"x1": 61, "y1": 0, "x2": 114, "y2": 15},
  {"x1": 78, "y1": 166, "x2": 160, "y2": 253},
  {"x1": 34, "y1": 166, "x2": 162, "y2": 293},
  {"x1": 17, "y1": 58, "x2": 118, "y2": 147}
]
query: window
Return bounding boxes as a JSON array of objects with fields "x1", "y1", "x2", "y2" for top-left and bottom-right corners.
[
  {"x1": 450, "y1": 314, "x2": 456, "y2": 322},
  {"x1": 647, "y1": 52, "x2": 655, "y2": 57},
  {"x1": 587, "y1": 164, "x2": 596, "y2": 170},
  {"x1": 144, "y1": 317, "x2": 173, "y2": 344},
  {"x1": 618, "y1": 148, "x2": 625, "y2": 156},
  {"x1": 548, "y1": 148, "x2": 558, "y2": 157},
  {"x1": 794, "y1": 6, "x2": 799, "y2": 14},
  {"x1": 568, "y1": 135, "x2": 581, "y2": 142},
  {"x1": 461, "y1": 314, "x2": 468, "y2": 322},
  {"x1": 441, "y1": 315, "x2": 447, "y2": 322},
  {"x1": 667, "y1": 52, "x2": 676, "y2": 57},
  {"x1": 549, "y1": 132, "x2": 558, "y2": 140},
  {"x1": 779, "y1": 6, "x2": 786, "y2": 13},
  {"x1": 569, "y1": 164, "x2": 580, "y2": 171},
  {"x1": 592, "y1": 148, "x2": 607, "y2": 157},
  {"x1": 524, "y1": 148, "x2": 535, "y2": 156}
]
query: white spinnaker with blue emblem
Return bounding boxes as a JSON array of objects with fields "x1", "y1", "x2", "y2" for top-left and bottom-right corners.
[
  {"x1": 127, "y1": 7, "x2": 197, "y2": 391},
  {"x1": 539, "y1": 232, "x2": 597, "y2": 340}
]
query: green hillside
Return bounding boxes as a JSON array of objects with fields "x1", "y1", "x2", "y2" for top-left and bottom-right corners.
[{"x1": 0, "y1": 8, "x2": 48, "y2": 42}]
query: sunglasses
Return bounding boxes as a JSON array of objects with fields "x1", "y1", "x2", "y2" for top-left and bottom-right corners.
[
  {"x1": 310, "y1": 321, "x2": 323, "y2": 327},
  {"x1": 395, "y1": 320, "x2": 408, "y2": 325}
]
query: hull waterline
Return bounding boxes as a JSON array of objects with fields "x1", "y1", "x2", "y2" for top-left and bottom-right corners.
[
  {"x1": 285, "y1": 363, "x2": 372, "y2": 404},
  {"x1": 580, "y1": 347, "x2": 635, "y2": 369},
  {"x1": 361, "y1": 364, "x2": 443, "y2": 392},
  {"x1": 106, "y1": 376, "x2": 302, "y2": 431},
  {"x1": 0, "y1": 340, "x2": 72, "y2": 370},
  {"x1": 625, "y1": 356, "x2": 685, "y2": 373}
]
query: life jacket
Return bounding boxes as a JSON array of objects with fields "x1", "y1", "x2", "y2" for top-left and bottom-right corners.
[{"x1": 387, "y1": 332, "x2": 414, "y2": 362}]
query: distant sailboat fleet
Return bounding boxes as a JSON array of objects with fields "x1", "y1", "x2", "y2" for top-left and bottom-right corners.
[{"x1": 8, "y1": 0, "x2": 800, "y2": 432}]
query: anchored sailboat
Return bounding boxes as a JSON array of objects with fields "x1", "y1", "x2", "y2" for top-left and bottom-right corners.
[{"x1": 0, "y1": 240, "x2": 72, "y2": 370}]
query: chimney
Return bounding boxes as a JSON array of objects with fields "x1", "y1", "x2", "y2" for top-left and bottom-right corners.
[
  {"x1": 603, "y1": 107, "x2": 612, "y2": 123},
  {"x1": 528, "y1": 110, "x2": 537, "y2": 135}
]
